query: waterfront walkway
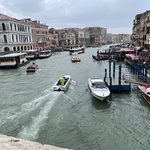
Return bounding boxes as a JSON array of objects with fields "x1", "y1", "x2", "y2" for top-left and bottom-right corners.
[{"x1": 0, "y1": 134, "x2": 72, "y2": 150}]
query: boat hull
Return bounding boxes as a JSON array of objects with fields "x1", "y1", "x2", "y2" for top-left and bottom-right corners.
[
  {"x1": 71, "y1": 53, "x2": 81, "y2": 62},
  {"x1": 26, "y1": 64, "x2": 38, "y2": 73},
  {"x1": 138, "y1": 85, "x2": 150, "y2": 104},
  {"x1": 88, "y1": 78, "x2": 110, "y2": 101}
]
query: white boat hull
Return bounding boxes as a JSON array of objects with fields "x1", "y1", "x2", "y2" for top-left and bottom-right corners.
[
  {"x1": 88, "y1": 78, "x2": 110, "y2": 101},
  {"x1": 53, "y1": 75, "x2": 71, "y2": 91}
]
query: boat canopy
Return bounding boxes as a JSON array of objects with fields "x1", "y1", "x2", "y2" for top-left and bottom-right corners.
[{"x1": 92, "y1": 81, "x2": 106, "y2": 88}]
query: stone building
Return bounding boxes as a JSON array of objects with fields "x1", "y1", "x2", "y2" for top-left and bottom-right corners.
[
  {"x1": 0, "y1": 13, "x2": 33, "y2": 52},
  {"x1": 132, "y1": 10, "x2": 150, "y2": 49},
  {"x1": 21, "y1": 18, "x2": 50, "y2": 50}
]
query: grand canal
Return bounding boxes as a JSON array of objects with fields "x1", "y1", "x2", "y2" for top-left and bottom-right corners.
[{"x1": 0, "y1": 45, "x2": 150, "y2": 150}]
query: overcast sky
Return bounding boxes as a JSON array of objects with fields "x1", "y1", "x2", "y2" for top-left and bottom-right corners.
[{"x1": 0, "y1": 0, "x2": 150, "y2": 34}]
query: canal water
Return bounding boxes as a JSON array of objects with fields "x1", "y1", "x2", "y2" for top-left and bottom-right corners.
[{"x1": 0, "y1": 45, "x2": 150, "y2": 150}]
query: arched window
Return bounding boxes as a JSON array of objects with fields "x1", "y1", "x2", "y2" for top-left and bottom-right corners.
[
  {"x1": 14, "y1": 24, "x2": 17, "y2": 31},
  {"x1": 2, "y1": 23, "x2": 6, "y2": 30},
  {"x1": 13, "y1": 47, "x2": 16, "y2": 51},
  {"x1": 17, "y1": 46, "x2": 20, "y2": 51},
  {"x1": 3, "y1": 35, "x2": 7, "y2": 43},
  {"x1": 16, "y1": 35, "x2": 18, "y2": 42},
  {"x1": 4, "y1": 47, "x2": 10, "y2": 51},
  {"x1": 10, "y1": 23, "x2": 12, "y2": 30},
  {"x1": 21, "y1": 46, "x2": 23, "y2": 51},
  {"x1": 12, "y1": 35, "x2": 14, "y2": 42}
]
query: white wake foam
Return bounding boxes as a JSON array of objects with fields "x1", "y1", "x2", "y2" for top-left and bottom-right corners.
[{"x1": 18, "y1": 92, "x2": 61, "y2": 140}]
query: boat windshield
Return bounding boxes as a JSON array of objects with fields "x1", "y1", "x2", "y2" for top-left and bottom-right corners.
[
  {"x1": 27, "y1": 66, "x2": 35, "y2": 69},
  {"x1": 92, "y1": 81, "x2": 106, "y2": 88}
]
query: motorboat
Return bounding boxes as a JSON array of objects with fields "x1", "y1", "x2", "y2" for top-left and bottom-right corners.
[
  {"x1": 71, "y1": 53, "x2": 81, "y2": 62},
  {"x1": 138, "y1": 84, "x2": 150, "y2": 104},
  {"x1": 53, "y1": 75, "x2": 71, "y2": 91},
  {"x1": 88, "y1": 78, "x2": 110, "y2": 101},
  {"x1": 26, "y1": 63, "x2": 38, "y2": 73}
]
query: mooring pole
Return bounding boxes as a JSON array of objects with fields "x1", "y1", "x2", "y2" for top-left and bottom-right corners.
[
  {"x1": 104, "y1": 68, "x2": 107, "y2": 82},
  {"x1": 109, "y1": 60, "x2": 111, "y2": 78},
  {"x1": 113, "y1": 60, "x2": 116, "y2": 78},
  {"x1": 137, "y1": 55, "x2": 141, "y2": 79},
  {"x1": 118, "y1": 64, "x2": 122, "y2": 92},
  {"x1": 144, "y1": 58, "x2": 148, "y2": 83}
]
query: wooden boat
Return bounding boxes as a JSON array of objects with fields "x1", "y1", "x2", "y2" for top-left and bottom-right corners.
[
  {"x1": 88, "y1": 78, "x2": 110, "y2": 101},
  {"x1": 38, "y1": 50, "x2": 52, "y2": 59},
  {"x1": 71, "y1": 53, "x2": 81, "y2": 62},
  {"x1": 53, "y1": 75, "x2": 71, "y2": 91},
  {"x1": 138, "y1": 84, "x2": 150, "y2": 104},
  {"x1": 26, "y1": 63, "x2": 38, "y2": 73},
  {"x1": 69, "y1": 46, "x2": 85, "y2": 55},
  {"x1": 0, "y1": 53, "x2": 29, "y2": 68}
]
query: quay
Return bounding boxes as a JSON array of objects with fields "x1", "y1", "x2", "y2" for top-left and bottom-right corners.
[{"x1": 0, "y1": 134, "x2": 71, "y2": 150}]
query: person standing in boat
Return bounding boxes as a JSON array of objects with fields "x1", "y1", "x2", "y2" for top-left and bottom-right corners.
[
  {"x1": 60, "y1": 77, "x2": 65, "y2": 86},
  {"x1": 97, "y1": 49, "x2": 100, "y2": 58}
]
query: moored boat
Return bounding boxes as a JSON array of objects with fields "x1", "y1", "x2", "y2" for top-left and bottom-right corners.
[
  {"x1": 25, "y1": 49, "x2": 39, "y2": 60},
  {"x1": 26, "y1": 63, "x2": 38, "y2": 73},
  {"x1": 138, "y1": 84, "x2": 150, "y2": 104},
  {"x1": 53, "y1": 75, "x2": 71, "y2": 91},
  {"x1": 38, "y1": 50, "x2": 52, "y2": 59},
  {"x1": 0, "y1": 53, "x2": 29, "y2": 69},
  {"x1": 88, "y1": 78, "x2": 110, "y2": 101}
]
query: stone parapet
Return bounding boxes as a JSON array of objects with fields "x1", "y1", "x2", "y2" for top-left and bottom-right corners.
[{"x1": 0, "y1": 134, "x2": 72, "y2": 150}]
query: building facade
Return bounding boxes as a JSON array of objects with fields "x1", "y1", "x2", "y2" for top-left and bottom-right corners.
[
  {"x1": 0, "y1": 13, "x2": 33, "y2": 52},
  {"x1": 132, "y1": 10, "x2": 150, "y2": 49},
  {"x1": 21, "y1": 18, "x2": 50, "y2": 50}
]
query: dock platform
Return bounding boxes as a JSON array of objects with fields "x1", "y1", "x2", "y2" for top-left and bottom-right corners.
[{"x1": 106, "y1": 78, "x2": 131, "y2": 92}]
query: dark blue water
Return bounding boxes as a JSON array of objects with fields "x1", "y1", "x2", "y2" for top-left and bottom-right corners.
[{"x1": 0, "y1": 45, "x2": 150, "y2": 150}]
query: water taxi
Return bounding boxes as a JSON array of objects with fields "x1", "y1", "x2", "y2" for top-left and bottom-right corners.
[
  {"x1": 71, "y1": 53, "x2": 81, "y2": 62},
  {"x1": 26, "y1": 63, "x2": 38, "y2": 73},
  {"x1": 0, "y1": 53, "x2": 29, "y2": 68}
]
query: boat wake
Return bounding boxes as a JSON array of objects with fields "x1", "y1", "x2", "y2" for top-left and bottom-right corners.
[
  {"x1": 71, "y1": 79, "x2": 76, "y2": 85},
  {"x1": 17, "y1": 92, "x2": 62, "y2": 140}
]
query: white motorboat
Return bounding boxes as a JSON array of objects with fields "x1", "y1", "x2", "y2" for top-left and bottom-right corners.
[
  {"x1": 88, "y1": 78, "x2": 110, "y2": 100},
  {"x1": 53, "y1": 75, "x2": 71, "y2": 91},
  {"x1": 71, "y1": 53, "x2": 81, "y2": 62}
]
